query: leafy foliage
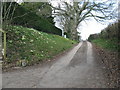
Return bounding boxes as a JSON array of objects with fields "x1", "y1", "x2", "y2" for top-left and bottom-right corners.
[
  {"x1": 22, "y1": 2, "x2": 55, "y2": 24},
  {"x1": 22, "y1": 2, "x2": 52, "y2": 17}
]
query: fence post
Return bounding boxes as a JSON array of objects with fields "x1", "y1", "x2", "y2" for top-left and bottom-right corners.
[
  {"x1": 4, "y1": 32, "x2": 6, "y2": 60},
  {"x1": 0, "y1": 30, "x2": 6, "y2": 60},
  {"x1": 0, "y1": 0, "x2": 2, "y2": 61}
]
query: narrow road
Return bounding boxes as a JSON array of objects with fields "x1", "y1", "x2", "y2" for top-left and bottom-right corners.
[{"x1": 3, "y1": 41, "x2": 108, "y2": 88}]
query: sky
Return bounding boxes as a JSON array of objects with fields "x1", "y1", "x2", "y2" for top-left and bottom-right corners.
[
  {"x1": 78, "y1": 20, "x2": 108, "y2": 40},
  {"x1": 51, "y1": 0, "x2": 118, "y2": 40},
  {"x1": 80, "y1": 0, "x2": 118, "y2": 40}
]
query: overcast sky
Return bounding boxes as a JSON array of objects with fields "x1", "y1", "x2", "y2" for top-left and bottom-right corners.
[
  {"x1": 80, "y1": 0, "x2": 118, "y2": 40},
  {"x1": 51, "y1": 0, "x2": 118, "y2": 40}
]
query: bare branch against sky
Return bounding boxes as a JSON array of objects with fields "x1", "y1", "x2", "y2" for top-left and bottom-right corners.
[{"x1": 50, "y1": 0, "x2": 118, "y2": 40}]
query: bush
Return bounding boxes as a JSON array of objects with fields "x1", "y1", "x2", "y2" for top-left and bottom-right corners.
[{"x1": 3, "y1": 2, "x2": 62, "y2": 36}]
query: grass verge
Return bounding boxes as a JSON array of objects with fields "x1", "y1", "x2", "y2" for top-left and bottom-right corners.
[
  {"x1": 92, "y1": 38, "x2": 119, "y2": 51},
  {"x1": 3, "y1": 25, "x2": 77, "y2": 68}
]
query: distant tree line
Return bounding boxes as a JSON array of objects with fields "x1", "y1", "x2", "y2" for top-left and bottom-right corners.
[{"x1": 88, "y1": 20, "x2": 120, "y2": 41}]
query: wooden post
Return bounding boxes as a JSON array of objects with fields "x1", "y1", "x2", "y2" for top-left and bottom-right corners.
[
  {"x1": 4, "y1": 32, "x2": 6, "y2": 60},
  {"x1": 0, "y1": 0, "x2": 2, "y2": 60},
  {"x1": 0, "y1": 29, "x2": 6, "y2": 60}
]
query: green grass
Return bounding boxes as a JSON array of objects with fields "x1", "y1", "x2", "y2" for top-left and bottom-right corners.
[
  {"x1": 3, "y1": 25, "x2": 77, "y2": 66},
  {"x1": 92, "y1": 38, "x2": 118, "y2": 51}
]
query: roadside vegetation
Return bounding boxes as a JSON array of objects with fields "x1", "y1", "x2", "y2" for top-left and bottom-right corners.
[
  {"x1": 88, "y1": 20, "x2": 119, "y2": 52},
  {"x1": 92, "y1": 38, "x2": 118, "y2": 51},
  {"x1": 3, "y1": 25, "x2": 76, "y2": 68},
  {"x1": 2, "y1": 2, "x2": 62, "y2": 36},
  {"x1": 2, "y1": 2, "x2": 77, "y2": 68},
  {"x1": 88, "y1": 20, "x2": 119, "y2": 88}
]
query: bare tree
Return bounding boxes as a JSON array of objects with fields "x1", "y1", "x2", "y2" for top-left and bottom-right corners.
[
  {"x1": 49, "y1": 0, "x2": 116, "y2": 40},
  {"x1": 2, "y1": 2, "x2": 19, "y2": 25}
]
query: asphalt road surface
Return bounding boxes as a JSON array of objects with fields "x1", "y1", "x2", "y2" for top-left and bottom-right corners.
[{"x1": 2, "y1": 41, "x2": 108, "y2": 88}]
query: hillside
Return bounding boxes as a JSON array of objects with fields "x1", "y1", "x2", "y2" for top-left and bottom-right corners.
[{"x1": 3, "y1": 25, "x2": 77, "y2": 68}]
